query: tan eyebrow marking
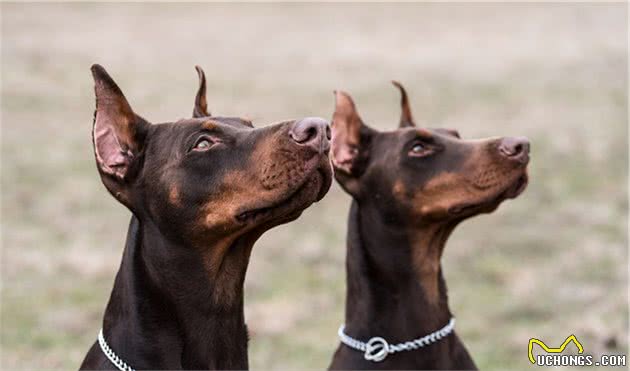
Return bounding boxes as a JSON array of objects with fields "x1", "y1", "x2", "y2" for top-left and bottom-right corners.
[
  {"x1": 416, "y1": 128, "x2": 433, "y2": 138},
  {"x1": 202, "y1": 120, "x2": 219, "y2": 130}
]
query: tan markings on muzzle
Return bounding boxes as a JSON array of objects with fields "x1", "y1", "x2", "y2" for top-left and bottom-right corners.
[
  {"x1": 198, "y1": 133, "x2": 308, "y2": 229},
  {"x1": 415, "y1": 172, "x2": 473, "y2": 216},
  {"x1": 392, "y1": 179, "x2": 407, "y2": 201},
  {"x1": 260, "y1": 153, "x2": 306, "y2": 190},
  {"x1": 463, "y1": 141, "x2": 523, "y2": 192},
  {"x1": 169, "y1": 185, "x2": 181, "y2": 206},
  {"x1": 254, "y1": 126, "x2": 311, "y2": 191},
  {"x1": 414, "y1": 143, "x2": 498, "y2": 215},
  {"x1": 467, "y1": 167, "x2": 515, "y2": 189},
  {"x1": 463, "y1": 145, "x2": 501, "y2": 189},
  {"x1": 201, "y1": 169, "x2": 253, "y2": 228}
]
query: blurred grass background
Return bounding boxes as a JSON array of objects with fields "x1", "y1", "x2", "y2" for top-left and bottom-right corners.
[{"x1": 1, "y1": 2, "x2": 627, "y2": 370}]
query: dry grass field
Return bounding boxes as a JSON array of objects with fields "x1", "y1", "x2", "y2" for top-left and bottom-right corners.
[{"x1": 1, "y1": 3, "x2": 627, "y2": 370}]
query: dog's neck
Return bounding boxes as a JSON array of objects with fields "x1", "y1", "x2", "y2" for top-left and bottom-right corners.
[
  {"x1": 101, "y1": 215, "x2": 254, "y2": 369},
  {"x1": 343, "y1": 200, "x2": 457, "y2": 341}
]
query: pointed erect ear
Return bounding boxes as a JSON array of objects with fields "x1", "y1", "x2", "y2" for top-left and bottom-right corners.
[
  {"x1": 331, "y1": 91, "x2": 373, "y2": 180},
  {"x1": 91, "y1": 64, "x2": 149, "y2": 202},
  {"x1": 193, "y1": 65, "x2": 210, "y2": 118},
  {"x1": 391, "y1": 81, "x2": 415, "y2": 128}
]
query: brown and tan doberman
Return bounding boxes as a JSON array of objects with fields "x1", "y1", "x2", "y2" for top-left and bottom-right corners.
[
  {"x1": 329, "y1": 83, "x2": 529, "y2": 370},
  {"x1": 80, "y1": 65, "x2": 332, "y2": 370}
]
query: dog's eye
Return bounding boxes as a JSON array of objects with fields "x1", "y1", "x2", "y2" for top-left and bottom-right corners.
[
  {"x1": 193, "y1": 138, "x2": 214, "y2": 151},
  {"x1": 411, "y1": 143, "x2": 424, "y2": 153},
  {"x1": 409, "y1": 142, "x2": 433, "y2": 157}
]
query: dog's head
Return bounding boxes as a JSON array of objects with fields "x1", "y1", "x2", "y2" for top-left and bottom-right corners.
[
  {"x1": 331, "y1": 82, "x2": 529, "y2": 226},
  {"x1": 91, "y1": 65, "x2": 332, "y2": 248}
]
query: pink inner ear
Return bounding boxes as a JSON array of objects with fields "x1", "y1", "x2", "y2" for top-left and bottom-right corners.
[
  {"x1": 94, "y1": 112, "x2": 131, "y2": 178},
  {"x1": 331, "y1": 119, "x2": 364, "y2": 175},
  {"x1": 331, "y1": 92, "x2": 364, "y2": 175},
  {"x1": 331, "y1": 135, "x2": 356, "y2": 170}
]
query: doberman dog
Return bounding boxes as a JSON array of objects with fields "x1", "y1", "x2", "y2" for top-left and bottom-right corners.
[
  {"x1": 328, "y1": 83, "x2": 530, "y2": 370},
  {"x1": 80, "y1": 65, "x2": 332, "y2": 370}
]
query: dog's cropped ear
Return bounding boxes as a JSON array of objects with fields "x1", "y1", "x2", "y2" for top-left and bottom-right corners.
[
  {"x1": 391, "y1": 81, "x2": 415, "y2": 128},
  {"x1": 91, "y1": 64, "x2": 149, "y2": 204},
  {"x1": 331, "y1": 91, "x2": 374, "y2": 194},
  {"x1": 193, "y1": 66, "x2": 210, "y2": 118}
]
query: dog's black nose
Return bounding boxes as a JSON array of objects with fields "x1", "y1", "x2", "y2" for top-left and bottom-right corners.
[
  {"x1": 290, "y1": 117, "x2": 331, "y2": 154},
  {"x1": 499, "y1": 136, "x2": 530, "y2": 163}
]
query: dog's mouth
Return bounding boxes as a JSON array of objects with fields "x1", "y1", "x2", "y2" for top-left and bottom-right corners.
[
  {"x1": 448, "y1": 170, "x2": 528, "y2": 215},
  {"x1": 236, "y1": 157, "x2": 332, "y2": 224}
]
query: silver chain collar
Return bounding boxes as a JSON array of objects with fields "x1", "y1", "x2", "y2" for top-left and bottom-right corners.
[
  {"x1": 337, "y1": 317, "x2": 456, "y2": 362},
  {"x1": 98, "y1": 328, "x2": 136, "y2": 371}
]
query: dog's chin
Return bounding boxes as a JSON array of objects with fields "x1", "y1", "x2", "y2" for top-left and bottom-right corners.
[
  {"x1": 448, "y1": 171, "x2": 529, "y2": 216},
  {"x1": 236, "y1": 160, "x2": 332, "y2": 228}
]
